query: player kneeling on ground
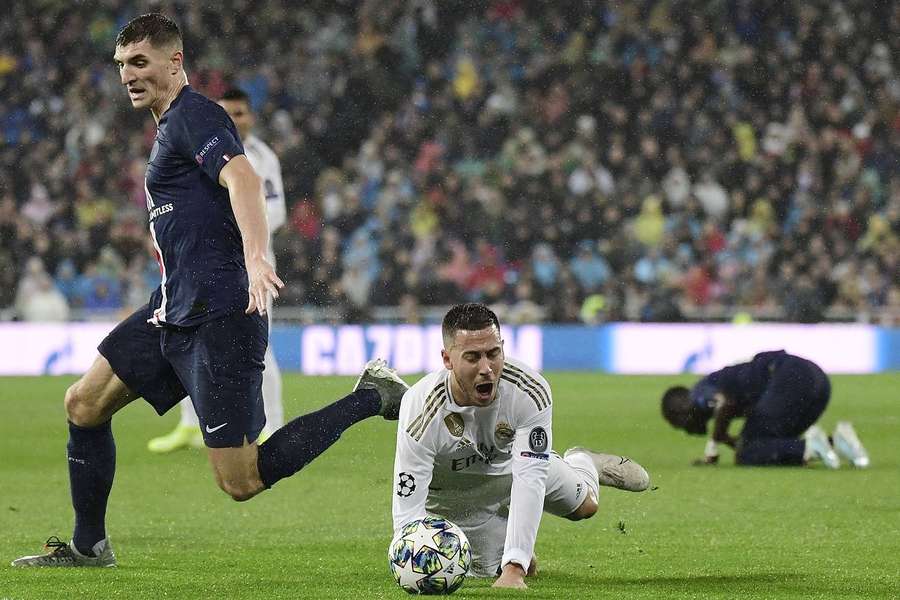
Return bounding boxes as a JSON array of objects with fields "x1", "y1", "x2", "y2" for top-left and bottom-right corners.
[
  {"x1": 366, "y1": 303, "x2": 650, "y2": 590},
  {"x1": 661, "y1": 350, "x2": 870, "y2": 468}
]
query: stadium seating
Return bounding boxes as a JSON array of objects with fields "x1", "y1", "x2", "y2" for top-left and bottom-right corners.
[{"x1": 1, "y1": 1, "x2": 897, "y2": 325}]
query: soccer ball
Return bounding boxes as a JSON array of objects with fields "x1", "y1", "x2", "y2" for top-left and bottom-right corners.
[{"x1": 388, "y1": 516, "x2": 472, "y2": 595}]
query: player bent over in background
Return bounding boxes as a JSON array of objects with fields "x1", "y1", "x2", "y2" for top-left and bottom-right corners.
[
  {"x1": 11, "y1": 13, "x2": 408, "y2": 568},
  {"x1": 147, "y1": 88, "x2": 287, "y2": 453},
  {"x1": 661, "y1": 350, "x2": 869, "y2": 468},
  {"x1": 378, "y1": 303, "x2": 650, "y2": 590}
]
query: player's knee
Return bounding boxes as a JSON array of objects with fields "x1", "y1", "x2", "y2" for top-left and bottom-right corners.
[
  {"x1": 567, "y1": 494, "x2": 598, "y2": 521},
  {"x1": 64, "y1": 381, "x2": 99, "y2": 427},
  {"x1": 215, "y1": 472, "x2": 261, "y2": 502}
]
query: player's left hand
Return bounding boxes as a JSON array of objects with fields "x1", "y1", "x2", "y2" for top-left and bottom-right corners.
[
  {"x1": 245, "y1": 255, "x2": 284, "y2": 316},
  {"x1": 493, "y1": 563, "x2": 528, "y2": 589}
]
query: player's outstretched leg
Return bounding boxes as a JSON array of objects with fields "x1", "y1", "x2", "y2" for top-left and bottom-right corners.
[
  {"x1": 353, "y1": 358, "x2": 409, "y2": 420},
  {"x1": 802, "y1": 425, "x2": 840, "y2": 468},
  {"x1": 563, "y1": 448, "x2": 651, "y2": 492},
  {"x1": 254, "y1": 361, "x2": 408, "y2": 490},
  {"x1": 147, "y1": 398, "x2": 203, "y2": 453},
  {"x1": 832, "y1": 421, "x2": 869, "y2": 468}
]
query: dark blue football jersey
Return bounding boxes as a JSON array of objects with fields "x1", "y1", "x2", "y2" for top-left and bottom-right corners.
[
  {"x1": 691, "y1": 350, "x2": 788, "y2": 413},
  {"x1": 144, "y1": 86, "x2": 247, "y2": 326}
]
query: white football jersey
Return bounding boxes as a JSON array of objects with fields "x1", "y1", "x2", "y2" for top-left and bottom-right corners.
[
  {"x1": 392, "y1": 357, "x2": 553, "y2": 572},
  {"x1": 243, "y1": 134, "x2": 286, "y2": 264}
]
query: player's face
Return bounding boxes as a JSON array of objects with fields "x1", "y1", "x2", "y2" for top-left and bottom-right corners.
[
  {"x1": 219, "y1": 99, "x2": 254, "y2": 140},
  {"x1": 113, "y1": 39, "x2": 181, "y2": 110},
  {"x1": 443, "y1": 326, "x2": 504, "y2": 407}
]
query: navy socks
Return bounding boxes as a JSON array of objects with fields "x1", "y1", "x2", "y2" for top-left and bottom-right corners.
[
  {"x1": 64, "y1": 389, "x2": 379, "y2": 551},
  {"x1": 257, "y1": 388, "x2": 380, "y2": 489},
  {"x1": 68, "y1": 420, "x2": 116, "y2": 556}
]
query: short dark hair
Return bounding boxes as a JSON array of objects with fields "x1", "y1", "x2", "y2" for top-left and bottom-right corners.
[
  {"x1": 661, "y1": 385, "x2": 708, "y2": 435},
  {"x1": 116, "y1": 13, "x2": 182, "y2": 49},
  {"x1": 442, "y1": 303, "x2": 500, "y2": 347},
  {"x1": 220, "y1": 88, "x2": 251, "y2": 105}
]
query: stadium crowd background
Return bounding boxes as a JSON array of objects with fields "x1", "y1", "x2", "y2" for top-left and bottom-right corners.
[{"x1": 1, "y1": 1, "x2": 898, "y2": 325}]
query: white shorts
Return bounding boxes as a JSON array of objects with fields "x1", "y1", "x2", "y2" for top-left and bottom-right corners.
[{"x1": 428, "y1": 452, "x2": 598, "y2": 577}]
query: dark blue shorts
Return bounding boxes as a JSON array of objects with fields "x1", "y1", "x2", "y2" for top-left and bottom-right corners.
[
  {"x1": 740, "y1": 356, "x2": 830, "y2": 441},
  {"x1": 98, "y1": 304, "x2": 267, "y2": 448}
]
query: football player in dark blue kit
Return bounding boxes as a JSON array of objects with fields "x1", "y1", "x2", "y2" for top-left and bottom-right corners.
[
  {"x1": 12, "y1": 13, "x2": 408, "y2": 568},
  {"x1": 661, "y1": 350, "x2": 870, "y2": 469}
]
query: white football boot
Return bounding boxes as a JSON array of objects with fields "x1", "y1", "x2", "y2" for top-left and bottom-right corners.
[
  {"x1": 802, "y1": 425, "x2": 840, "y2": 469},
  {"x1": 564, "y1": 448, "x2": 651, "y2": 492},
  {"x1": 832, "y1": 421, "x2": 870, "y2": 468}
]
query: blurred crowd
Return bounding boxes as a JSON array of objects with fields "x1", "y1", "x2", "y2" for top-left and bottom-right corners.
[{"x1": 1, "y1": 1, "x2": 898, "y2": 325}]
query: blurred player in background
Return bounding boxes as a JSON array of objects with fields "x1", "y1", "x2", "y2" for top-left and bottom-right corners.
[
  {"x1": 661, "y1": 350, "x2": 870, "y2": 468},
  {"x1": 12, "y1": 13, "x2": 408, "y2": 568},
  {"x1": 147, "y1": 87, "x2": 286, "y2": 453},
  {"x1": 377, "y1": 303, "x2": 650, "y2": 589}
]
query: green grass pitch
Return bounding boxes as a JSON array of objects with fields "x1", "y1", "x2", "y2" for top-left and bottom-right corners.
[{"x1": 1, "y1": 373, "x2": 898, "y2": 599}]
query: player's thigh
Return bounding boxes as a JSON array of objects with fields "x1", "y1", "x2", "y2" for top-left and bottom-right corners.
[
  {"x1": 167, "y1": 311, "x2": 268, "y2": 448},
  {"x1": 65, "y1": 354, "x2": 139, "y2": 426},
  {"x1": 543, "y1": 452, "x2": 596, "y2": 518},
  {"x1": 97, "y1": 303, "x2": 188, "y2": 417}
]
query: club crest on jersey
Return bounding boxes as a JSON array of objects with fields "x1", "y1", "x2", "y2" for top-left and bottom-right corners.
[
  {"x1": 444, "y1": 413, "x2": 464, "y2": 437},
  {"x1": 528, "y1": 427, "x2": 548, "y2": 452},
  {"x1": 494, "y1": 422, "x2": 515, "y2": 444}
]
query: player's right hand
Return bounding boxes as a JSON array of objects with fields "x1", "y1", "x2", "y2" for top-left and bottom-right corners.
[{"x1": 245, "y1": 255, "x2": 284, "y2": 316}]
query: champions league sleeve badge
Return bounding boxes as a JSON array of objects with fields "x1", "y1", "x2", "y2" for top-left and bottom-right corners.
[{"x1": 528, "y1": 427, "x2": 548, "y2": 453}]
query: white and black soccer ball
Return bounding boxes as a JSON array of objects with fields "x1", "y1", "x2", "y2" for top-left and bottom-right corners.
[{"x1": 388, "y1": 517, "x2": 472, "y2": 595}]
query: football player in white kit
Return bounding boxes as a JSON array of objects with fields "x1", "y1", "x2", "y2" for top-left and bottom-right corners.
[
  {"x1": 384, "y1": 303, "x2": 650, "y2": 589},
  {"x1": 147, "y1": 88, "x2": 286, "y2": 452}
]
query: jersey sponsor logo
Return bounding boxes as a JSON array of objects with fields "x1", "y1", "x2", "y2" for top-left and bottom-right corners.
[
  {"x1": 494, "y1": 422, "x2": 515, "y2": 444},
  {"x1": 444, "y1": 413, "x2": 464, "y2": 437},
  {"x1": 528, "y1": 427, "x2": 548, "y2": 452},
  {"x1": 520, "y1": 451, "x2": 549, "y2": 460},
  {"x1": 477, "y1": 442, "x2": 497, "y2": 463},
  {"x1": 451, "y1": 453, "x2": 482, "y2": 471},
  {"x1": 148, "y1": 202, "x2": 174, "y2": 221},
  {"x1": 451, "y1": 444, "x2": 500, "y2": 471},
  {"x1": 500, "y1": 363, "x2": 551, "y2": 411},
  {"x1": 194, "y1": 135, "x2": 220, "y2": 165},
  {"x1": 396, "y1": 472, "x2": 416, "y2": 497}
]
